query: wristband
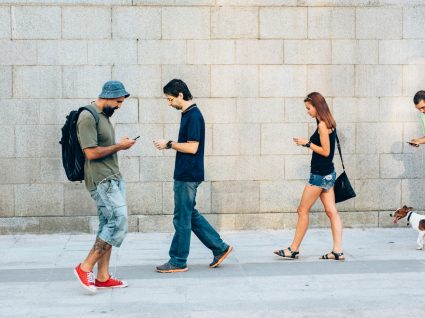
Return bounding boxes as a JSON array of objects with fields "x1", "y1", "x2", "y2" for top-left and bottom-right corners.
[{"x1": 303, "y1": 141, "x2": 311, "y2": 148}]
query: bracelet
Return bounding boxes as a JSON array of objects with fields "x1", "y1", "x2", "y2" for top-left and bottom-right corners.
[{"x1": 166, "y1": 140, "x2": 173, "y2": 149}]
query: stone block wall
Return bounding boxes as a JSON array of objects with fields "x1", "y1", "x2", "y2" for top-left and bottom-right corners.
[{"x1": 1, "y1": 0, "x2": 425, "y2": 233}]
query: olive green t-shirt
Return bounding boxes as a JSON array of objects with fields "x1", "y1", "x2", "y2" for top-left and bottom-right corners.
[{"x1": 77, "y1": 105, "x2": 121, "y2": 191}]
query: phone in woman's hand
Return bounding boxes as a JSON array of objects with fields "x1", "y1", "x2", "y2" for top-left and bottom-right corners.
[{"x1": 406, "y1": 141, "x2": 419, "y2": 147}]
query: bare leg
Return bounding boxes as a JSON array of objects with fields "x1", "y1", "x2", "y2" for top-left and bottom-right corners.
[
  {"x1": 290, "y1": 185, "x2": 323, "y2": 251},
  {"x1": 320, "y1": 188, "x2": 344, "y2": 257},
  {"x1": 96, "y1": 248, "x2": 112, "y2": 281},
  {"x1": 80, "y1": 237, "x2": 112, "y2": 273},
  {"x1": 275, "y1": 185, "x2": 323, "y2": 255}
]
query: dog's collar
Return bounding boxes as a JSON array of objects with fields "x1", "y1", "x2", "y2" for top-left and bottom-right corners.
[{"x1": 407, "y1": 211, "x2": 413, "y2": 222}]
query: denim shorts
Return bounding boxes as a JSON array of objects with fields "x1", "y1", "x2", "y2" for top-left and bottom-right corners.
[
  {"x1": 307, "y1": 170, "x2": 337, "y2": 191},
  {"x1": 89, "y1": 179, "x2": 128, "y2": 247}
]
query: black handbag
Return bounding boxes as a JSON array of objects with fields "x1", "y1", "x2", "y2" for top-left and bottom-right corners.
[{"x1": 334, "y1": 133, "x2": 356, "y2": 203}]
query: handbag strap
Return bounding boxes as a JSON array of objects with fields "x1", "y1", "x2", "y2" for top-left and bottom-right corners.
[{"x1": 335, "y1": 131, "x2": 345, "y2": 171}]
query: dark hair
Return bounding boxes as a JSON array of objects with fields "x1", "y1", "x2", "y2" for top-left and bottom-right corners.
[
  {"x1": 304, "y1": 92, "x2": 336, "y2": 129},
  {"x1": 163, "y1": 79, "x2": 193, "y2": 101},
  {"x1": 413, "y1": 90, "x2": 425, "y2": 105}
]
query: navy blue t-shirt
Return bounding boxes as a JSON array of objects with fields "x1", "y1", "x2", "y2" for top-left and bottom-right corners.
[{"x1": 174, "y1": 104, "x2": 205, "y2": 182}]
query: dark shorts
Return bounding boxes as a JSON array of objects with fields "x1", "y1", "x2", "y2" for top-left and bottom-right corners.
[{"x1": 308, "y1": 170, "x2": 336, "y2": 191}]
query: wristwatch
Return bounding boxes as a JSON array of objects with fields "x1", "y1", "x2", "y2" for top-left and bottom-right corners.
[
  {"x1": 303, "y1": 141, "x2": 311, "y2": 148},
  {"x1": 166, "y1": 140, "x2": 173, "y2": 149}
]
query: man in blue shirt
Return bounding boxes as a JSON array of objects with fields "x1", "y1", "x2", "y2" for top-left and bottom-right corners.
[
  {"x1": 409, "y1": 90, "x2": 425, "y2": 147},
  {"x1": 153, "y1": 79, "x2": 232, "y2": 273}
]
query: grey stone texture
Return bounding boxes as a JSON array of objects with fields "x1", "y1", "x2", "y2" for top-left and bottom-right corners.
[
  {"x1": 37, "y1": 41, "x2": 87, "y2": 66},
  {"x1": 15, "y1": 184, "x2": 64, "y2": 217},
  {"x1": 0, "y1": 158, "x2": 41, "y2": 184},
  {"x1": 188, "y1": 40, "x2": 235, "y2": 65},
  {"x1": 0, "y1": 0, "x2": 424, "y2": 233},
  {"x1": 63, "y1": 66, "x2": 111, "y2": 98},
  {"x1": 88, "y1": 40, "x2": 138, "y2": 65},
  {"x1": 0, "y1": 217, "x2": 39, "y2": 234},
  {"x1": 14, "y1": 66, "x2": 62, "y2": 98},
  {"x1": 63, "y1": 183, "x2": 96, "y2": 216},
  {"x1": 139, "y1": 40, "x2": 186, "y2": 65},
  {"x1": 112, "y1": 6, "x2": 161, "y2": 40},
  {"x1": 162, "y1": 7, "x2": 210, "y2": 39},
  {"x1": 0, "y1": 40, "x2": 37, "y2": 65},
  {"x1": 0, "y1": 67, "x2": 12, "y2": 97},
  {"x1": 356, "y1": 7, "x2": 402, "y2": 39},
  {"x1": 62, "y1": 7, "x2": 111, "y2": 40},
  {"x1": 211, "y1": 7, "x2": 258, "y2": 39},
  {"x1": 0, "y1": 7, "x2": 11, "y2": 39},
  {"x1": 0, "y1": 185, "x2": 14, "y2": 217},
  {"x1": 113, "y1": 65, "x2": 161, "y2": 98},
  {"x1": 11, "y1": 6, "x2": 61, "y2": 40},
  {"x1": 308, "y1": 7, "x2": 355, "y2": 39},
  {"x1": 236, "y1": 40, "x2": 283, "y2": 65},
  {"x1": 260, "y1": 7, "x2": 307, "y2": 39},
  {"x1": 212, "y1": 181, "x2": 260, "y2": 214},
  {"x1": 332, "y1": 40, "x2": 378, "y2": 65}
]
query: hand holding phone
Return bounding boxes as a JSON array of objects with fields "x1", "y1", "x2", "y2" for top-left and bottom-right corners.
[{"x1": 406, "y1": 141, "x2": 419, "y2": 147}]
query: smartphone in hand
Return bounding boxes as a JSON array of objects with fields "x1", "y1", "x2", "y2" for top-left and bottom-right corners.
[{"x1": 406, "y1": 141, "x2": 419, "y2": 147}]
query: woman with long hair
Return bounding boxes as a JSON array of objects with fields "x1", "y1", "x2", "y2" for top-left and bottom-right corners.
[{"x1": 274, "y1": 92, "x2": 345, "y2": 261}]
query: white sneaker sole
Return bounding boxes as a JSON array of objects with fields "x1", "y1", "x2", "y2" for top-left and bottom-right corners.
[{"x1": 74, "y1": 269, "x2": 97, "y2": 293}]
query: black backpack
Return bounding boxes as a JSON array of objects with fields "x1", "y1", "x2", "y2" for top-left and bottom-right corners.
[{"x1": 59, "y1": 106, "x2": 99, "y2": 181}]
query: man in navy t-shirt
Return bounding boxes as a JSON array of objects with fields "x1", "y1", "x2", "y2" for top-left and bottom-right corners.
[{"x1": 153, "y1": 79, "x2": 233, "y2": 273}]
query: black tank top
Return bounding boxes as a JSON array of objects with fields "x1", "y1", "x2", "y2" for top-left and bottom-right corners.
[{"x1": 310, "y1": 127, "x2": 336, "y2": 175}]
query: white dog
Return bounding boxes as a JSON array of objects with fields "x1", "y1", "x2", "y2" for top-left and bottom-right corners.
[{"x1": 391, "y1": 205, "x2": 425, "y2": 250}]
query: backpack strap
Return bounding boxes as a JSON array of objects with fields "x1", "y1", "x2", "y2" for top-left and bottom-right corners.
[{"x1": 79, "y1": 105, "x2": 100, "y2": 126}]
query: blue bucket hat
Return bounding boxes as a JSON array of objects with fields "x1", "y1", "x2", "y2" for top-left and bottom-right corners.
[{"x1": 99, "y1": 80, "x2": 130, "y2": 99}]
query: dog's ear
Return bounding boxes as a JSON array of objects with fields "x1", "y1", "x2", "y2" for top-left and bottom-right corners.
[
  {"x1": 407, "y1": 206, "x2": 413, "y2": 211},
  {"x1": 419, "y1": 220, "x2": 425, "y2": 231}
]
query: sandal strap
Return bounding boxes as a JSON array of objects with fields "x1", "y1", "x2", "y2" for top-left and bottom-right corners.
[
  {"x1": 277, "y1": 250, "x2": 285, "y2": 257},
  {"x1": 287, "y1": 246, "x2": 299, "y2": 258},
  {"x1": 275, "y1": 247, "x2": 299, "y2": 258},
  {"x1": 331, "y1": 251, "x2": 344, "y2": 260}
]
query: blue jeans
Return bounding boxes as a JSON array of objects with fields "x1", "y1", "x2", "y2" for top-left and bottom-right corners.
[
  {"x1": 169, "y1": 181, "x2": 228, "y2": 268},
  {"x1": 89, "y1": 179, "x2": 128, "y2": 247}
]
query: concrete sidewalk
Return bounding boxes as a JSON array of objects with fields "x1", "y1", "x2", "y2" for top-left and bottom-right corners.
[{"x1": 0, "y1": 228, "x2": 424, "y2": 318}]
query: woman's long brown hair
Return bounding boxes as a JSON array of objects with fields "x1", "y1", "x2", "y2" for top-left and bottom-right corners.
[{"x1": 304, "y1": 92, "x2": 336, "y2": 129}]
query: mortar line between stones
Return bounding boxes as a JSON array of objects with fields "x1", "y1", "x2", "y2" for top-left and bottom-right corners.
[{"x1": 9, "y1": 5, "x2": 12, "y2": 40}]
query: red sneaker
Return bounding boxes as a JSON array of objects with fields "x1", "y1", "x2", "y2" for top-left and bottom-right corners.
[
  {"x1": 74, "y1": 264, "x2": 96, "y2": 293},
  {"x1": 95, "y1": 275, "x2": 128, "y2": 289}
]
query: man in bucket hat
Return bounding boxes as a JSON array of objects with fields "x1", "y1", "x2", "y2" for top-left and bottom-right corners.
[{"x1": 74, "y1": 81, "x2": 136, "y2": 293}]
